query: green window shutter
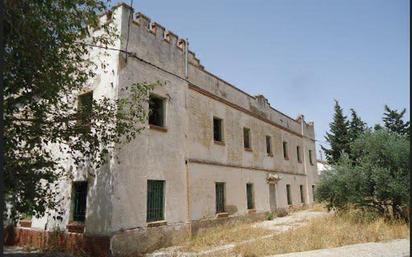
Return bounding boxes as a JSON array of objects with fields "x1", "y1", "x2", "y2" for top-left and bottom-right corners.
[
  {"x1": 246, "y1": 183, "x2": 254, "y2": 209},
  {"x1": 215, "y1": 182, "x2": 225, "y2": 213},
  {"x1": 147, "y1": 180, "x2": 165, "y2": 222},
  {"x1": 73, "y1": 182, "x2": 88, "y2": 222}
]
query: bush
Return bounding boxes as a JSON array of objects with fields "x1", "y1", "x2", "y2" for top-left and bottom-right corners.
[
  {"x1": 266, "y1": 212, "x2": 274, "y2": 220},
  {"x1": 316, "y1": 130, "x2": 410, "y2": 221}
]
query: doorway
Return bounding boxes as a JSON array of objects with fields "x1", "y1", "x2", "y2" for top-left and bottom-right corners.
[{"x1": 269, "y1": 184, "x2": 277, "y2": 211}]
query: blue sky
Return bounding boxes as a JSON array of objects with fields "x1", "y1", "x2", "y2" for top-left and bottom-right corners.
[{"x1": 121, "y1": 0, "x2": 409, "y2": 158}]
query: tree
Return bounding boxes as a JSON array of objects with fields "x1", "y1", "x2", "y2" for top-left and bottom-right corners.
[
  {"x1": 4, "y1": 1, "x2": 155, "y2": 223},
  {"x1": 383, "y1": 105, "x2": 410, "y2": 136},
  {"x1": 316, "y1": 130, "x2": 410, "y2": 221},
  {"x1": 348, "y1": 109, "x2": 367, "y2": 163},
  {"x1": 321, "y1": 100, "x2": 350, "y2": 164}
]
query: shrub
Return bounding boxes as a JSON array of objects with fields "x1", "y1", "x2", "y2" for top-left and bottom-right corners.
[
  {"x1": 316, "y1": 130, "x2": 410, "y2": 221},
  {"x1": 266, "y1": 212, "x2": 274, "y2": 220}
]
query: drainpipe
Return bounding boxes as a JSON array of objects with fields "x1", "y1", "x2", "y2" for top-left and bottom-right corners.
[{"x1": 184, "y1": 38, "x2": 189, "y2": 79}]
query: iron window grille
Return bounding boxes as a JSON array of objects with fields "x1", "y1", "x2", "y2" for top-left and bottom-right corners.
[
  {"x1": 215, "y1": 182, "x2": 225, "y2": 213},
  {"x1": 147, "y1": 180, "x2": 165, "y2": 222}
]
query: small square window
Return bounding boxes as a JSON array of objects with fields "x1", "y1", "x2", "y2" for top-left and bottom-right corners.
[
  {"x1": 266, "y1": 136, "x2": 272, "y2": 155},
  {"x1": 149, "y1": 95, "x2": 165, "y2": 127},
  {"x1": 213, "y1": 117, "x2": 224, "y2": 142},
  {"x1": 243, "y1": 128, "x2": 251, "y2": 149},
  {"x1": 283, "y1": 141, "x2": 289, "y2": 160}
]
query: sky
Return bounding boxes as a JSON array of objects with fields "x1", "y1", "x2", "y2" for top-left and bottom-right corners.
[{"x1": 121, "y1": 0, "x2": 410, "y2": 159}]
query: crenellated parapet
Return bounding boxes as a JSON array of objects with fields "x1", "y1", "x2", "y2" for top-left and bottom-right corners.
[{"x1": 127, "y1": 9, "x2": 203, "y2": 69}]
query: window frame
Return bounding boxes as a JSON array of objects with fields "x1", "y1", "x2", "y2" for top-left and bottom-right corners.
[
  {"x1": 246, "y1": 183, "x2": 255, "y2": 210},
  {"x1": 266, "y1": 135, "x2": 273, "y2": 156},
  {"x1": 286, "y1": 184, "x2": 292, "y2": 205},
  {"x1": 148, "y1": 94, "x2": 166, "y2": 129},
  {"x1": 146, "y1": 180, "x2": 165, "y2": 222},
  {"x1": 215, "y1": 182, "x2": 226, "y2": 214},
  {"x1": 72, "y1": 181, "x2": 88, "y2": 223},
  {"x1": 243, "y1": 127, "x2": 252, "y2": 150},
  {"x1": 297, "y1": 145, "x2": 302, "y2": 163},
  {"x1": 213, "y1": 116, "x2": 224, "y2": 143},
  {"x1": 283, "y1": 141, "x2": 289, "y2": 160},
  {"x1": 309, "y1": 150, "x2": 314, "y2": 165},
  {"x1": 77, "y1": 91, "x2": 93, "y2": 132},
  {"x1": 300, "y1": 185, "x2": 305, "y2": 203}
]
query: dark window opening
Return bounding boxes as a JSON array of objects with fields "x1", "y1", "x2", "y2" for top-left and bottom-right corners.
[
  {"x1": 72, "y1": 182, "x2": 88, "y2": 222},
  {"x1": 246, "y1": 183, "x2": 255, "y2": 209},
  {"x1": 300, "y1": 185, "x2": 305, "y2": 203},
  {"x1": 215, "y1": 182, "x2": 225, "y2": 213},
  {"x1": 283, "y1": 141, "x2": 289, "y2": 160},
  {"x1": 286, "y1": 184, "x2": 292, "y2": 205},
  {"x1": 213, "y1": 117, "x2": 223, "y2": 142},
  {"x1": 312, "y1": 185, "x2": 316, "y2": 201},
  {"x1": 147, "y1": 180, "x2": 165, "y2": 222},
  {"x1": 309, "y1": 150, "x2": 314, "y2": 165},
  {"x1": 297, "y1": 146, "x2": 302, "y2": 163},
  {"x1": 244, "y1": 128, "x2": 251, "y2": 149},
  {"x1": 266, "y1": 136, "x2": 272, "y2": 155},
  {"x1": 77, "y1": 91, "x2": 93, "y2": 131},
  {"x1": 149, "y1": 95, "x2": 165, "y2": 127}
]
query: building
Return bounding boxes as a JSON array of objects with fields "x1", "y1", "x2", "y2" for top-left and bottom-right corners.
[
  {"x1": 15, "y1": 4, "x2": 319, "y2": 256},
  {"x1": 317, "y1": 159, "x2": 332, "y2": 176}
]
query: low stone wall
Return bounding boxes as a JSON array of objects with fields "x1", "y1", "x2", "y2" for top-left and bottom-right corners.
[
  {"x1": 191, "y1": 211, "x2": 268, "y2": 236},
  {"x1": 111, "y1": 222, "x2": 191, "y2": 256},
  {"x1": 4, "y1": 226, "x2": 110, "y2": 257}
]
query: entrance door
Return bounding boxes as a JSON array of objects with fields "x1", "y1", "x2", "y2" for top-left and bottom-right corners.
[{"x1": 269, "y1": 184, "x2": 277, "y2": 211}]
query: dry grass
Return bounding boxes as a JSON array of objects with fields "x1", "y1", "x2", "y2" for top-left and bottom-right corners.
[
  {"x1": 181, "y1": 221, "x2": 272, "y2": 252},
  {"x1": 233, "y1": 210, "x2": 409, "y2": 257}
]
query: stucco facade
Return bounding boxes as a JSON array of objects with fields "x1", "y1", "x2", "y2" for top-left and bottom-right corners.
[{"x1": 25, "y1": 3, "x2": 319, "y2": 256}]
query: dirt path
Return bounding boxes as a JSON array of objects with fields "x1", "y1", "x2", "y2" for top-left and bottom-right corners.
[
  {"x1": 147, "y1": 209, "x2": 330, "y2": 257},
  {"x1": 267, "y1": 239, "x2": 410, "y2": 257}
]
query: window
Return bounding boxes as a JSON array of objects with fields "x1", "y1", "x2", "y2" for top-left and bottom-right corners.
[
  {"x1": 300, "y1": 185, "x2": 305, "y2": 203},
  {"x1": 286, "y1": 184, "x2": 292, "y2": 205},
  {"x1": 149, "y1": 95, "x2": 165, "y2": 127},
  {"x1": 147, "y1": 180, "x2": 165, "y2": 222},
  {"x1": 213, "y1": 117, "x2": 224, "y2": 142},
  {"x1": 297, "y1": 146, "x2": 302, "y2": 163},
  {"x1": 246, "y1": 183, "x2": 255, "y2": 210},
  {"x1": 215, "y1": 182, "x2": 225, "y2": 213},
  {"x1": 72, "y1": 182, "x2": 88, "y2": 222},
  {"x1": 266, "y1": 136, "x2": 272, "y2": 155},
  {"x1": 312, "y1": 185, "x2": 316, "y2": 201},
  {"x1": 243, "y1": 128, "x2": 251, "y2": 149},
  {"x1": 283, "y1": 141, "x2": 289, "y2": 160},
  {"x1": 309, "y1": 150, "x2": 314, "y2": 165},
  {"x1": 77, "y1": 91, "x2": 93, "y2": 131}
]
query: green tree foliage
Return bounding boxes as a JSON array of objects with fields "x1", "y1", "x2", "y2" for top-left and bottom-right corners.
[
  {"x1": 316, "y1": 130, "x2": 410, "y2": 221},
  {"x1": 321, "y1": 100, "x2": 350, "y2": 164},
  {"x1": 383, "y1": 105, "x2": 410, "y2": 136},
  {"x1": 4, "y1": 1, "x2": 156, "y2": 222},
  {"x1": 348, "y1": 109, "x2": 367, "y2": 163}
]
